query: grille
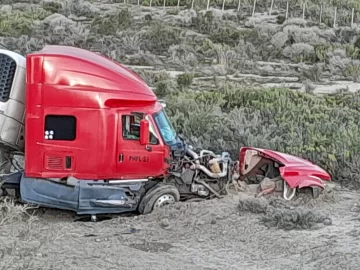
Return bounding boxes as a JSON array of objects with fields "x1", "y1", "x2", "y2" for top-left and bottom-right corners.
[
  {"x1": 45, "y1": 155, "x2": 64, "y2": 170},
  {"x1": 0, "y1": 54, "x2": 16, "y2": 102}
]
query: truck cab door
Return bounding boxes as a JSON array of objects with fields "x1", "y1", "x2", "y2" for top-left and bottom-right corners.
[{"x1": 117, "y1": 113, "x2": 165, "y2": 179}]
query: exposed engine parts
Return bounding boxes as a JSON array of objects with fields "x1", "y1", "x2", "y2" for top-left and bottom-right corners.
[
  {"x1": 167, "y1": 146, "x2": 233, "y2": 200},
  {"x1": 168, "y1": 146, "x2": 330, "y2": 202},
  {"x1": 191, "y1": 183, "x2": 210, "y2": 197},
  {"x1": 189, "y1": 152, "x2": 230, "y2": 179}
]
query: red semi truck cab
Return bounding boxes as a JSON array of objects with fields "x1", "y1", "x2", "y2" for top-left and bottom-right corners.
[
  {"x1": 0, "y1": 45, "x2": 187, "y2": 216},
  {"x1": 25, "y1": 45, "x2": 179, "y2": 180}
]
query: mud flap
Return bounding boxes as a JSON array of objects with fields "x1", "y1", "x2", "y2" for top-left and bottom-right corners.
[{"x1": 19, "y1": 175, "x2": 141, "y2": 215}]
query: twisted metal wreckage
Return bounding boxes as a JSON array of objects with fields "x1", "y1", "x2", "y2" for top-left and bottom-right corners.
[
  {"x1": 0, "y1": 45, "x2": 331, "y2": 219},
  {"x1": 168, "y1": 146, "x2": 331, "y2": 202}
]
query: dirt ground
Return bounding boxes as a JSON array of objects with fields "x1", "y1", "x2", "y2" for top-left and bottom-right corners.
[{"x1": 0, "y1": 182, "x2": 359, "y2": 270}]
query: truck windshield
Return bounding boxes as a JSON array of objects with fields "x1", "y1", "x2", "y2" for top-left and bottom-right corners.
[{"x1": 153, "y1": 109, "x2": 177, "y2": 146}]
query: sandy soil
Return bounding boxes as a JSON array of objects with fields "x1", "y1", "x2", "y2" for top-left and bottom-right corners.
[{"x1": 1, "y1": 182, "x2": 359, "y2": 270}]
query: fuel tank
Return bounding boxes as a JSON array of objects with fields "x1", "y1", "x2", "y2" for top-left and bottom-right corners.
[{"x1": 0, "y1": 50, "x2": 26, "y2": 152}]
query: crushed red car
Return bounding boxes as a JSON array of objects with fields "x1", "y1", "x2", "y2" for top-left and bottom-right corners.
[{"x1": 236, "y1": 147, "x2": 331, "y2": 200}]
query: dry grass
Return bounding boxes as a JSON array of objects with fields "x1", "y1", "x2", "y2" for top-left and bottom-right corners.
[
  {"x1": 0, "y1": 197, "x2": 39, "y2": 226},
  {"x1": 261, "y1": 207, "x2": 332, "y2": 230},
  {"x1": 238, "y1": 193, "x2": 332, "y2": 230}
]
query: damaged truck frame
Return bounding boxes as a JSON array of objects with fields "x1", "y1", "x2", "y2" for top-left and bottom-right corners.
[{"x1": 0, "y1": 45, "x2": 331, "y2": 219}]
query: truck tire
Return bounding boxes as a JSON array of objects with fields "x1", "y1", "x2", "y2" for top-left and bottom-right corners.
[{"x1": 138, "y1": 183, "x2": 180, "y2": 215}]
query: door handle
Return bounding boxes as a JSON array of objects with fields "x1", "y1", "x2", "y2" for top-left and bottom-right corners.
[
  {"x1": 145, "y1": 145, "x2": 152, "y2": 152},
  {"x1": 119, "y1": 154, "x2": 123, "y2": 162}
]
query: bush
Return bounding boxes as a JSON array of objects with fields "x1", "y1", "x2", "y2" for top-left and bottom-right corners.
[
  {"x1": 0, "y1": 9, "x2": 51, "y2": 37},
  {"x1": 141, "y1": 23, "x2": 182, "y2": 53},
  {"x1": 210, "y1": 27, "x2": 258, "y2": 47},
  {"x1": 177, "y1": 73, "x2": 194, "y2": 89},
  {"x1": 62, "y1": 0, "x2": 100, "y2": 18},
  {"x1": 164, "y1": 86, "x2": 360, "y2": 188},
  {"x1": 42, "y1": 1, "x2": 63, "y2": 13},
  {"x1": 282, "y1": 43, "x2": 316, "y2": 62},
  {"x1": 90, "y1": 9, "x2": 132, "y2": 35}
]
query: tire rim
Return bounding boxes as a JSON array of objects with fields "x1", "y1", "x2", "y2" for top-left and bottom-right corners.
[{"x1": 153, "y1": 194, "x2": 175, "y2": 209}]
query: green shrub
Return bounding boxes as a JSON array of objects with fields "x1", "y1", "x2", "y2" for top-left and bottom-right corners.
[
  {"x1": 346, "y1": 45, "x2": 360, "y2": 59},
  {"x1": 344, "y1": 65, "x2": 360, "y2": 79},
  {"x1": 191, "y1": 11, "x2": 216, "y2": 34},
  {"x1": 90, "y1": 9, "x2": 132, "y2": 35},
  {"x1": 191, "y1": 10, "x2": 259, "y2": 47},
  {"x1": 141, "y1": 23, "x2": 181, "y2": 53},
  {"x1": 177, "y1": 73, "x2": 193, "y2": 89},
  {"x1": 210, "y1": 27, "x2": 259, "y2": 47},
  {"x1": 0, "y1": 15, "x2": 32, "y2": 37},
  {"x1": 164, "y1": 87, "x2": 360, "y2": 188},
  {"x1": 0, "y1": 9, "x2": 51, "y2": 37},
  {"x1": 314, "y1": 44, "x2": 334, "y2": 62},
  {"x1": 42, "y1": 1, "x2": 63, "y2": 13}
]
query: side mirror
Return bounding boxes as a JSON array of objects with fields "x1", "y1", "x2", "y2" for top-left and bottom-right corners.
[{"x1": 139, "y1": 119, "x2": 150, "y2": 146}]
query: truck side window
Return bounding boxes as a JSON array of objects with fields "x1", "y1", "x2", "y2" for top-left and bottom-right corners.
[
  {"x1": 122, "y1": 115, "x2": 159, "y2": 145},
  {"x1": 147, "y1": 118, "x2": 159, "y2": 145},
  {"x1": 122, "y1": 115, "x2": 141, "y2": 140},
  {"x1": 44, "y1": 115, "x2": 76, "y2": 141}
]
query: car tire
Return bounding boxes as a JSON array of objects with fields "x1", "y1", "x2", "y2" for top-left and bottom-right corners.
[
  {"x1": 312, "y1": 186, "x2": 322, "y2": 199},
  {"x1": 138, "y1": 183, "x2": 180, "y2": 215}
]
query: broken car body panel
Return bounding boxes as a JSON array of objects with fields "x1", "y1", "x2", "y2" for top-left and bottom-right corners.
[{"x1": 239, "y1": 147, "x2": 331, "y2": 190}]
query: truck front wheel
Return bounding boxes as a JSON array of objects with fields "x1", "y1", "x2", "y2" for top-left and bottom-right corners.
[{"x1": 138, "y1": 183, "x2": 180, "y2": 215}]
